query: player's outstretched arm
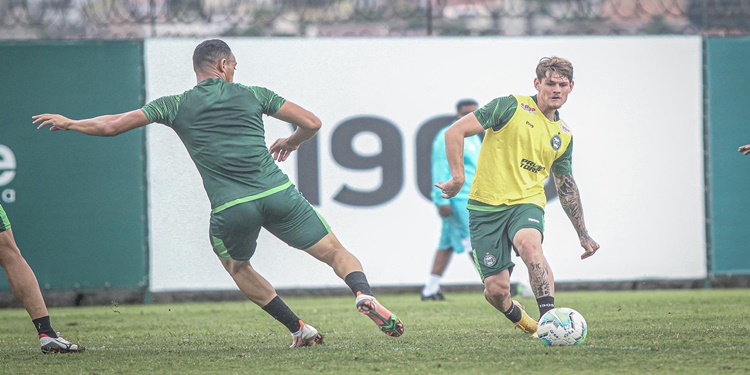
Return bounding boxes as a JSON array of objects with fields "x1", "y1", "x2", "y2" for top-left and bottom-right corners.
[
  {"x1": 553, "y1": 173, "x2": 600, "y2": 259},
  {"x1": 437, "y1": 113, "x2": 484, "y2": 199},
  {"x1": 33, "y1": 110, "x2": 150, "y2": 137},
  {"x1": 739, "y1": 144, "x2": 750, "y2": 155},
  {"x1": 268, "y1": 101, "x2": 322, "y2": 162}
]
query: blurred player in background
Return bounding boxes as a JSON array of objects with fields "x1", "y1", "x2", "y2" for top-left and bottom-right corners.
[
  {"x1": 421, "y1": 99, "x2": 479, "y2": 301},
  {"x1": 0, "y1": 203, "x2": 83, "y2": 353},
  {"x1": 437, "y1": 57, "x2": 599, "y2": 335},
  {"x1": 33, "y1": 39, "x2": 403, "y2": 348}
]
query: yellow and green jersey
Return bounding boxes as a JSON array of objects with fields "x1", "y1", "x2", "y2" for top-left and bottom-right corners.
[
  {"x1": 141, "y1": 78, "x2": 289, "y2": 211},
  {"x1": 469, "y1": 95, "x2": 573, "y2": 211}
]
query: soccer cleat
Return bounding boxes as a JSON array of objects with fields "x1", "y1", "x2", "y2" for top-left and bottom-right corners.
[
  {"x1": 355, "y1": 293, "x2": 404, "y2": 337},
  {"x1": 289, "y1": 320, "x2": 324, "y2": 348},
  {"x1": 512, "y1": 300, "x2": 538, "y2": 334},
  {"x1": 421, "y1": 290, "x2": 446, "y2": 301},
  {"x1": 40, "y1": 333, "x2": 84, "y2": 354}
]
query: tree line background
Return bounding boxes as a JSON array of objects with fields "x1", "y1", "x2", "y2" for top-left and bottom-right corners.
[{"x1": 1, "y1": 0, "x2": 748, "y2": 40}]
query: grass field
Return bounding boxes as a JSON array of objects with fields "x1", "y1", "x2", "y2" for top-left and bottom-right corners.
[{"x1": 1, "y1": 289, "x2": 748, "y2": 374}]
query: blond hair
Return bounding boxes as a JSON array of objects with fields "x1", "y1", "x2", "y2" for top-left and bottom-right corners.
[{"x1": 536, "y1": 57, "x2": 573, "y2": 82}]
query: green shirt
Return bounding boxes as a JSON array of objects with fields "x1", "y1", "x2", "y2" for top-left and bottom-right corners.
[{"x1": 141, "y1": 78, "x2": 289, "y2": 211}]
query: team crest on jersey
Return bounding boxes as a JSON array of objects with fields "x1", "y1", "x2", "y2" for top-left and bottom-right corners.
[
  {"x1": 519, "y1": 103, "x2": 536, "y2": 114},
  {"x1": 550, "y1": 135, "x2": 562, "y2": 151},
  {"x1": 483, "y1": 253, "x2": 497, "y2": 267}
]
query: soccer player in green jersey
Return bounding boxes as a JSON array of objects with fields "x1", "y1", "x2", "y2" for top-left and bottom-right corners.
[
  {"x1": 0, "y1": 203, "x2": 83, "y2": 353},
  {"x1": 436, "y1": 57, "x2": 600, "y2": 335},
  {"x1": 33, "y1": 39, "x2": 404, "y2": 347}
]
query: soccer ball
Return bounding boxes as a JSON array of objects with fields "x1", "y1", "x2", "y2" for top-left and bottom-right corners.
[{"x1": 536, "y1": 307, "x2": 587, "y2": 346}]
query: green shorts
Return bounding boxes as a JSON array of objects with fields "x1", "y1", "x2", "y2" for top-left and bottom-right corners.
[
  {"x1": 0, "y1": 203, "x2": 10, "y2": 232},
  {"x1": 469, "y1": 204, "x2": 545, "y2": 281},
  {"x1": 209, "y1": 185, "x2": 331, "y2": 261}
]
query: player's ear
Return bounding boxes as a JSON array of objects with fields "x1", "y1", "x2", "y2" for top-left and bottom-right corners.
[{"x1": 217, "y1": 57, "x2": 231, "y2": 74}]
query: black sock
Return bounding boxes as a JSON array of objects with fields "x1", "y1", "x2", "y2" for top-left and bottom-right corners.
[
  {"x1": 344, "y1": 271, "x2": 372, "y2": 297},
  {"x1": 32, "y1": 316, "x2": 57, "y2": 338},
  {"x1": 261, "y1": 296, "x2": 301, "y2": 333},
  {"x1": 502, "y1": 302, "x2": 522, "y2": 323},
  {"x1": 537, "y1": 296, "x2": 555, "y2": 318}
]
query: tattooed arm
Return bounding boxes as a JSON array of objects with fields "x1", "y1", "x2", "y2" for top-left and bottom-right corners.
[{"x1": 553, "y1": 173, "x2": 600, "y2": 260}]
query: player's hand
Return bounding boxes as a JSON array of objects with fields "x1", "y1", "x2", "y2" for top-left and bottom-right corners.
[
  {"x1": 32, "y1": 114, "x2": 73, "y2": 131},
  {"x1": 579, "y1": 234, "x2": 600, "y2": 260},
  {"x1": 739, "y1": 144, "x2": 750, "y2": 155},
  {"x1": 435, "y1": 177, "x2": 464, "y2": 199},
  {"x1": 438, "y1": 205, "x2": 452, "y2": 218},
  {"x1": 269, "y1": 137, "x2": 299, "y2": 162}
]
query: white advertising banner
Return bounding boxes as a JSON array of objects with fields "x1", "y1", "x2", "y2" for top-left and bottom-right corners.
[{"x1": 145, "y1": 36, "x2": 705, "y2": 292}]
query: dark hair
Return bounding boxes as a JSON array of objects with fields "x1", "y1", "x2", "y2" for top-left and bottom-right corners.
[
  {"x1": 193, "y1": 39, "x2": 233, "y2": 72},
  {"x1": 456, "y1": 99, "x2": 478, "y2": 112}
]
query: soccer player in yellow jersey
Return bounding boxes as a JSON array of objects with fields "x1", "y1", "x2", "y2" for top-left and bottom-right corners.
[{"x1": 436, "y1": 57, "x2": 600, "y2": 335}]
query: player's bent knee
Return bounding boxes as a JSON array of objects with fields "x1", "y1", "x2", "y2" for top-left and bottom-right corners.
[
  {"x1": 517, "y1": 243, "x2": 544, "y2": 262},
  {"x1": 486, "y1": 284, "x2": 511, "y2": 301},
  {"x1": 220, "y1": 258, "x2": 250, "y2": 276},
  {"x1": 484, "y1": 275, "x2": 512, "y2": 301},
  {"x1": 0, "y1": 245, "x2": 23, "y2": 266},
  {"x1": 304, "y1": 232, "x2": 351, "y2": 262}
]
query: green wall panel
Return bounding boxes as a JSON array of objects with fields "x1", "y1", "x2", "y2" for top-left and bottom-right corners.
[
  {"x1": 706, "y1": 37, "x2": 750, "y2": 275},
  {"x1": 0, "y1": 41, "x2": 147, "y2": 291}
]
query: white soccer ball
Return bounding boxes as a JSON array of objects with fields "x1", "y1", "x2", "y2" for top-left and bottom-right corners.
[{"x1": 536, "y1": 307, "x2": 588, "y2": 346}]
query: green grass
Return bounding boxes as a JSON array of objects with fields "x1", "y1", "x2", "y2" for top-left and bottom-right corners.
[{"x1": 1, "y1": 289, "x2": 749, "y2": 374}]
